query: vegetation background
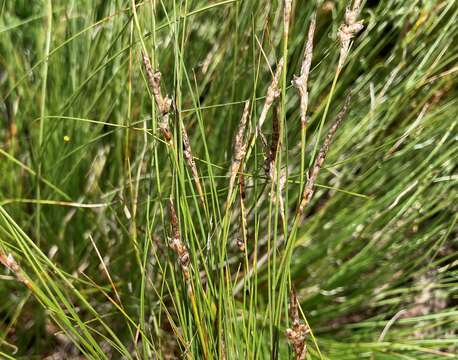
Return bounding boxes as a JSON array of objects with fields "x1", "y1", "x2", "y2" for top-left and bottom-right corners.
[{"x1": 0, "y1": 0, "x2": 457, "y2": 359}]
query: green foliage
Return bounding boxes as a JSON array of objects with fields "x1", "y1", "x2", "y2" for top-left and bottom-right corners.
[{"x1": 0, "y1": 0, "x2": 456, "y2": 358}]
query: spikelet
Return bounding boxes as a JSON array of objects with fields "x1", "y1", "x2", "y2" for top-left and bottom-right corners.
[
  {"x1": 181, "y1": 125, "x2": 205, "y2": 204},
  {"x1": 0, "y1": 251, "x2": 30, "y2": 288},
  {"x1": 284, "y1": 0, "x2": 293, "y2": 39},
  {"x1": 297, "y1": 93, "x2": 352, "y2": 216},
  {"x1": 141, "y1": 51, "x2": 172, "y2": 141},
  {"x1": 286, "y1": 289, "x2": 309, "y2": 360},
  {"x1": 228, "y1": 101, "x2": 251, "y2": 200},
  {"x1": 337, "y1": 0, "x2": 364, "y2": 72},
  {"x1": 168, "y1": 199, "x2": 190, "y2": 281},
  {"x1": 292, "y1": 14, "x2": 316, "y2": 129},
  {"x1": 266, "y1": 107, "x2": 286, "y2": 224},
  {"x1": 265, "y1": 106, "x2": 281, "y2": 179},
  {"x1": 257, "y1": 58, "x2": 284, "y2": 134}
]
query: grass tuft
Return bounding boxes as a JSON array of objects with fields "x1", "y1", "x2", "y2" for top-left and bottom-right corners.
[{"x1": 0, "y1": 0, "x2": 456, "y2": 358}]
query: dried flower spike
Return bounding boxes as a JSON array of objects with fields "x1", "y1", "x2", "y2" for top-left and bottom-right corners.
[
  {"x1": 292, "y1": 14, "x2": 316, "y2": 129},
  {"x1": 265, "y1": 106, "x2": 281, "y2": 179},
  {"x1": 236, "y1": 234, "x2": 245, "y2": 253},
  {"x1": 284, "y1": 0, "x2": 293, "y2": 39},
  {"x1": 228, "y1": 101, "x2": 251, "y2": 200},
  {"x1": 237, "y1": 172, "x2": 247, "y2": 253},
  {"x1": 298, "y1": 92, "x2": 352, "y2": 216},
  {"x1": 266, "y1": 107, "x2": 286, "y2": 225},
  {"x1": 168, "y1": 199, "x2": 190, "y2": 281},
  {"x1": 337, "y1": 0, "x2": 364, "y2": 72},
  {"x1": 0, "y1": 251, "x2": 30, "y2": 287},
  {"x1": 257, "y1": 58, "x2": 284, "y2": 135},
  {"x1": 286, "y1": 289, "x2": 309, "y2": 360},
  {"x1": 181, "y1": 125, "x2": 205, "y2": 204},
  {"x1": 141, "y1": 51, "x2": 172, "y2": 141}
]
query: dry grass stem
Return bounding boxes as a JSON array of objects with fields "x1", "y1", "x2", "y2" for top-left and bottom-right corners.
[
  {"x1": 297, "y1": 93, "x2": 352, "y2": 216},
  {"x1": 286, "y1": 289, "x2": 309, "y2": 360},
  {"x1": 181, "y1": 125, "x2": 205, "y2": 204},
  {"x1": 337, "y1": 0, "x2": 364, "y2": 72},
  {"x1": 168, "y1": 199, "x2": 190, "y2": 281},
  {"x1": 292, "y1": 14, "x2": 316, "y2": 129},
  {"x1": 141, "y1": 51, "x2": 172, "y2": 141}
]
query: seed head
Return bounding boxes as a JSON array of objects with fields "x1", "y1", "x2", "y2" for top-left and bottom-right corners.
[
  {"x1": 168, "y1": 199, "x2": 190, "y2": 281},
  {"x1": 337, "y1": 1, "x2": 364, "y2": 72}
]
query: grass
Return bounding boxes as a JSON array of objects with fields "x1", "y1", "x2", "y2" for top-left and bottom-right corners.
[{"x1": 0, "y1": 0, "x2": 457, "y2": 358}]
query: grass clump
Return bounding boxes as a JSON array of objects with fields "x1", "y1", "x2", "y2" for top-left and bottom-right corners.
[{"x1": 0, "y1": 0, "x2": 457, "y2": 358}]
